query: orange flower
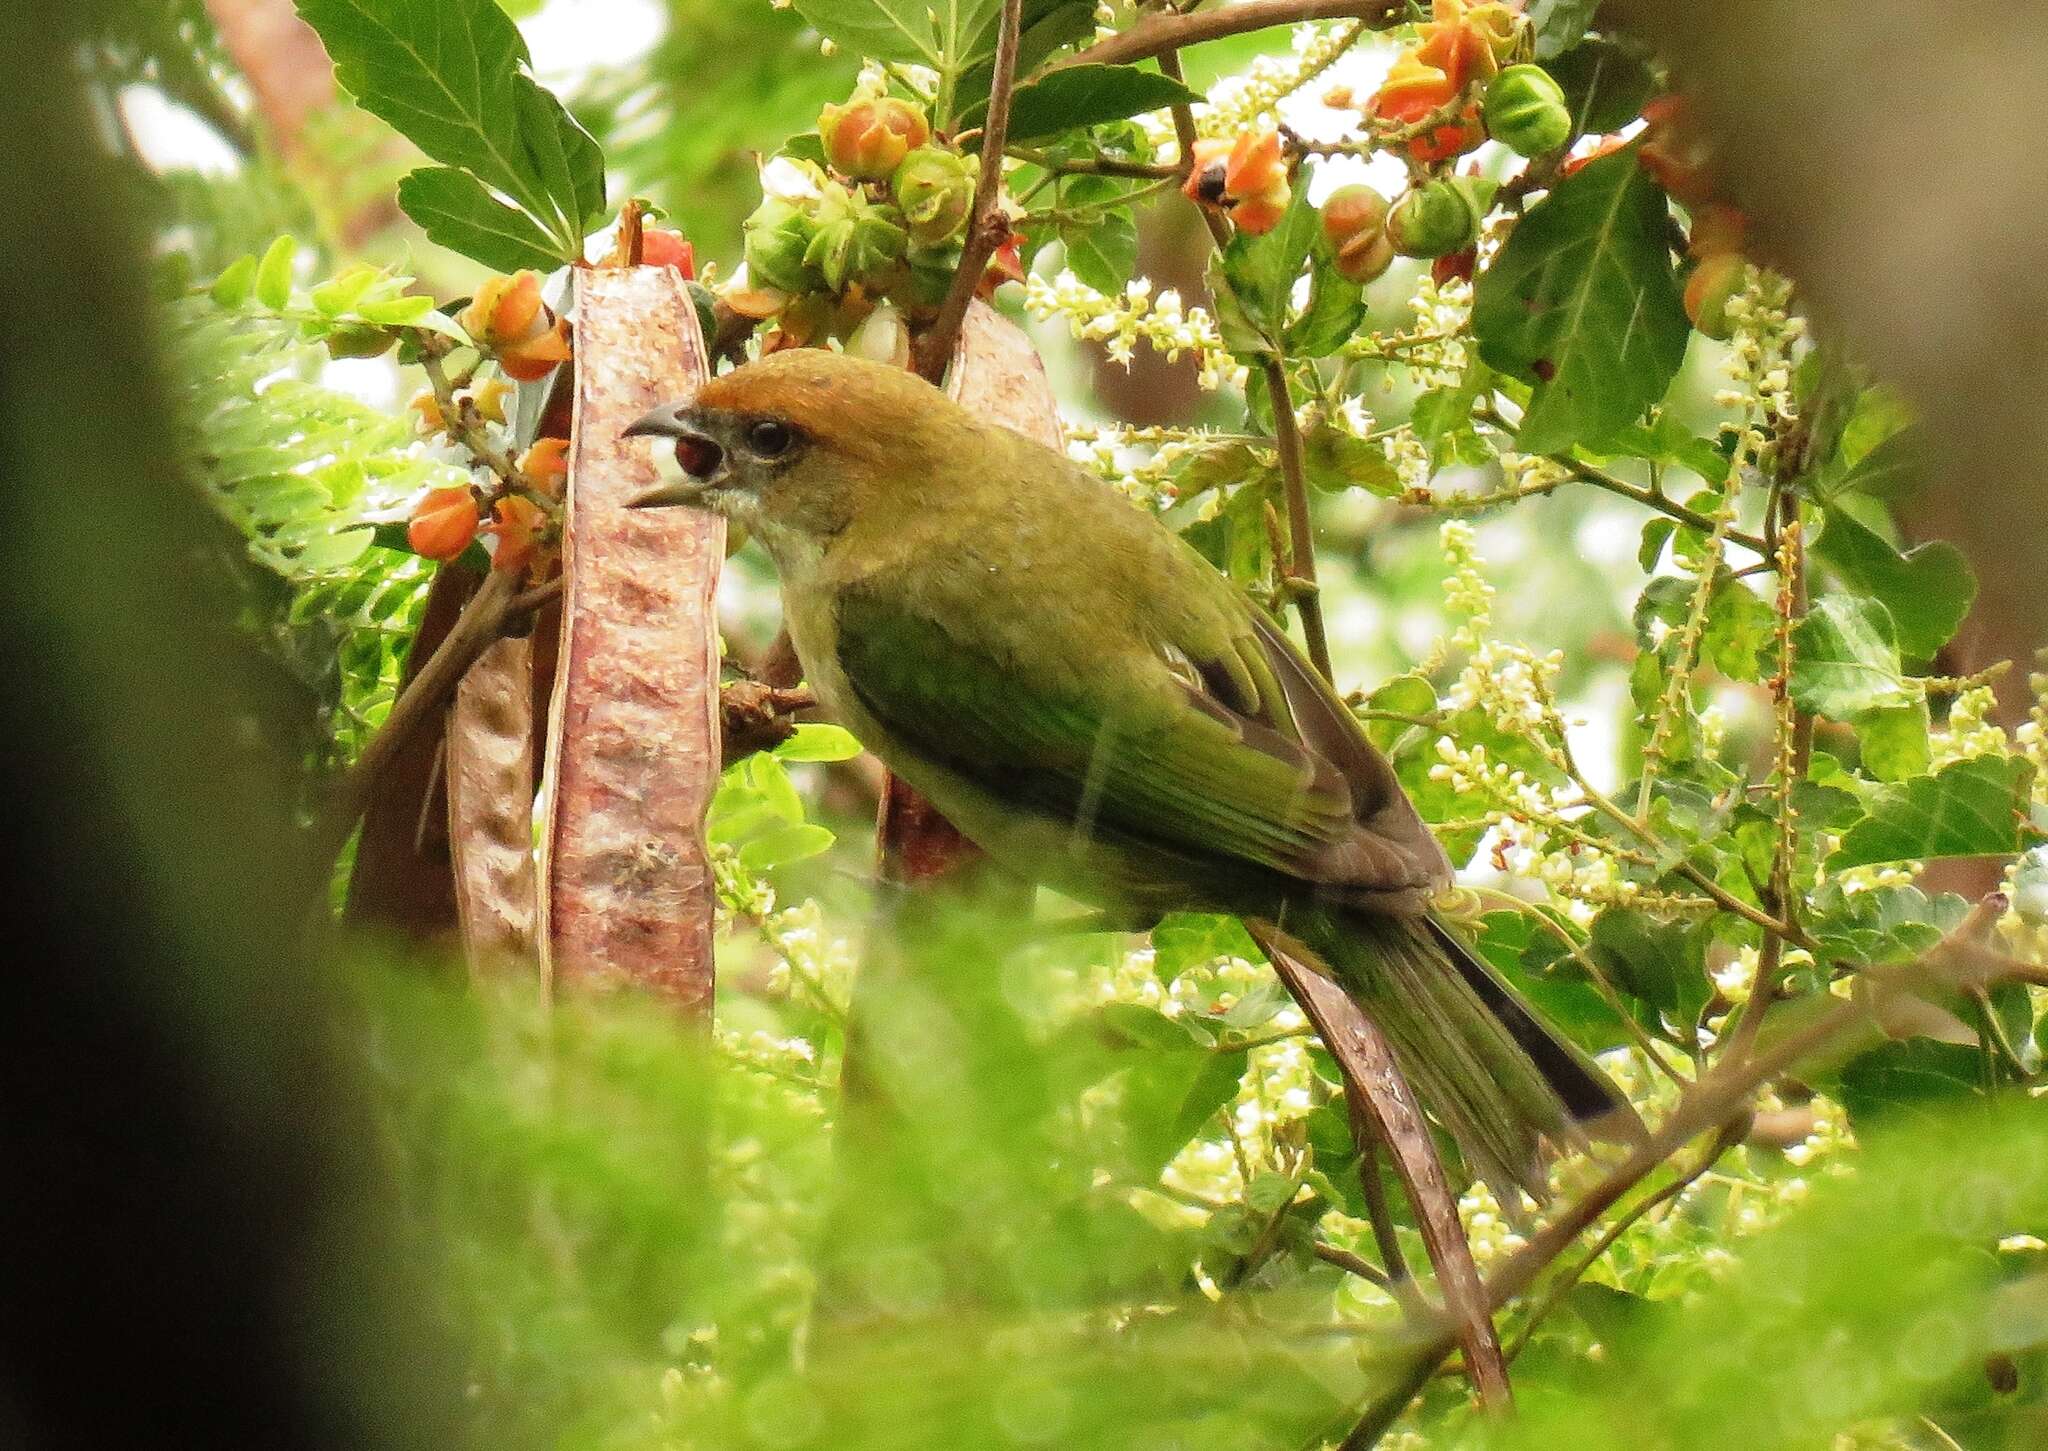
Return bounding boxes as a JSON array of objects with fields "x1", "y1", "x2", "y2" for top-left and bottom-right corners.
[
  {"x1": 1369, "y1": 55, "x2": 1484, "y2": 163},
  {"x1": 1182, "y1": 130, "x2": 1292, "y2": 235},
  {"x1": 464, "y1": 376, "x2": 513, "y2": 426},
  {"x1": 485, "y1": 495, "x2": 550, "y2": 575},
  {"x1": 1368, "y1": 2, "x2": 1520, "y2": 163},
  {"x1": 640, "y1": 227, "x2": 695, "y2": 278},
  {"x1": 977, "y1": 232, "x2": 1027, "y2": 298},
  {"x1": 457, "y1": 270, "x2": 574, "y2": 383},
  {"x1": 1636, "y1": 93, "x2": 1716, "y2": 206},
  {"x1": 497, "y1": 318, "x2": 572, "y2": 382},
  {"x1": 1559, "y1": 134, "x2": 1627, "y2": 177},
  {"x1": 517, "y1": 437, "x2": 570, "y2": 496},
  {"x1": 408, "y1": 386, "x2": 446, "y2": 435},
  {"x1": 457, "y1": 270, "x2": 545, "y2": 347},
  {"x1": 407, "y1": 487, "x2": 479, "y2": 561}
]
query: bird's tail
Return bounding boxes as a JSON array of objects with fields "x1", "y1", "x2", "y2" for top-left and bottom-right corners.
[{"x1": 1280, "y1": 905, "x2": 1635, "y2": 1201}]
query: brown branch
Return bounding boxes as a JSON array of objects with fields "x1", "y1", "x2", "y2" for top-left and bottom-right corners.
[
  {"x1": 1007, "y1": 147, "x2": 1181, "y2": 180},
  {"x1": 1061, "y1": 0, "x2": 1405, "y2": 72},
  {"x1": 1335, "y1": 923, "x2": 2047, "y2": 1447},
  {"x1": 914, "y1": 0, "x2": 1026, "y2": 383},
  {"x1": 1315, "y1": 1239, "x2": 1394, "y2": 1291},
  {"x1": 1264, "y1": 357, "x2": 1334, "y2": 680},
  {"x1": 720, "y1": 681, "x2": 817, "y2": 766}
]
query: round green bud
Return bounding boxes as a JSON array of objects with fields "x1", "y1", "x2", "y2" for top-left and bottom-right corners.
[
  {"x1": 1483, "y1": 64, "x2": 1573, "y2": 158},
  {"x1": 742, "y1": 196, "x2": 821, "y2": 295},
  {"x1": 1387, "y1": 179, "x2": 1481, "y2": 259},
  {"x1": 891, "y1": 147, "x2": 977, "y2": 246},
  {"x1": 802, "y1": 182, "x2": 908, "y2": 293},
  {"x1": 323, "y1": 323, "x2": 398, "y2": 360}
]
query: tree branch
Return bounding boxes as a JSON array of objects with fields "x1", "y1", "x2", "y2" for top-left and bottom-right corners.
[
  {"x1": 1335, "y1": 924, "x2": 2047, "y2": 1447},
  {"x1": 1060, "y1": 0, "x2": 1405, "y2": 72},
  {"x1": 914, "y1": 0, "x2": 1026, "y2": 383},
  {"x1": 1264, "y1": 356, "x2": 1335, "y2": 680}
]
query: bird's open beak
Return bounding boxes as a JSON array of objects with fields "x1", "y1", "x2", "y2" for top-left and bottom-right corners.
[{"x1": 623, "y1": 402, "x2": 723, "y2": 509}]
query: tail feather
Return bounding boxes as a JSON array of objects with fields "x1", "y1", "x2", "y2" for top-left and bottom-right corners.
[{"x1": 1283, "y1": 906, "x2": 1634, "y2": 1201}]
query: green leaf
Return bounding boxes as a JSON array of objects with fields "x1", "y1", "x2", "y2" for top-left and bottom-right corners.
[
  {"x1": 1472, "y1": 146, "x2": 1689, "y2": 454},
  {"x1": 1833, "y1": 1039, "x2": 1982, "y2": 1129},
  {"x1": 1788, "y1": 595, "x2": 1917, "y2": 719},
  {"x1": 1217, "y1": 182, "x2": 1320, "y2": 346},
  {"x1": 955, "y1": 0, "x2": 1095, "y2": 127},
  {"x1": 1857, "y1": 700, "x2": 1932, "y2": 783},
  {"x1": 786, "y1": 0, "x2": 978, "y2": 68},
  {"x1": 738, "y1": 823, "x2": 836, "y2": 871},
  {"x1": 254, "y1": 234, "x2": 297, "y2": 310},
  {"x1": 1586, "y1": 411, "x2": 1730, "y2": 481},
  {"x1": 773, "y1": 722, "x2": 864, "y2": 762},
  {"x1": 1059, "y1": 205, "x2": 1138, "y2": 293},
  {"x1": 1813, "y1": 505, "x2": 1976, "y2": 660},
  {"x1": 1829, "y1": 755, "x2": 2036, "y2": 869},
  {"x1": 1286, "y1": 257, "x2": 1366, "y2": 359},
  {"x1": 296, "y1": 0, "x2": 602, "y2": 258},
  {"x1": 1152, "y1": 913, "x2": 1262, "y2": 982},
  {"x1": 1301, "y1": 420, "x2": 1399, "y2": 496},
  {"x1": 1003, "y1": 64, "x2": 1200, "y2": 143},
  {"x1": 1638, "y1": 518, "x2": 1675, "y2": 572},
  {"x1": 1121, "y1": 1047, "x2": 1248, "y2": 1178},
  {"x1": 1809, "y1": 882, "x2": 1967, "y2": 966},
  {"x1": 1828, "y1": 425, "x2": 1928, "y2": 502},
  {"x1": 1410, "y1": 360, "x2": 1496, "y2": 470},
  {"x1": 209, "y1": 253, "x2": 257, "y2": 308},
  {"x1": 1701, "y1": 573, "x2": 1774, "y2": 680},
  {"x1": 1588, "y1": 906, "x2": 1711, "y2": 1032},
  {"x1": 1527, "y1": 0, "x2": 1602, "y2": 59},
  {"x1": 310, "y1": 263, "x2": 381, "y2": 315},
  {"x1": 1244, "y1": 1171, "x2": 1298, "y2": 1215},
  {"x1": 397, "y1": 167, "x2": 573, "y2": 273},
  {"x1": 1546, "y1": 39, "x2": 1654, "y2": 135}
]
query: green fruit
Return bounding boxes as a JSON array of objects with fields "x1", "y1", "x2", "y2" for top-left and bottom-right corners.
[
  {"x1": 1483, "y1": 64, "x2": 1573, "y2": 157},
  {"x1": 802, "y1": 182, "x2": 908, "y2": 293},
  {"x1": 1387, "y1": 179, "x2": 1481, "y2": 259},
  {"x1": 323, "y1": 323, "x2": 397, "y2": 360},
  {"x1": 892, "y1": 147, "x2": 977, "y2": 246},
  {"x1": 742, "y1": 196, "x2": 821, "y2": 295}
]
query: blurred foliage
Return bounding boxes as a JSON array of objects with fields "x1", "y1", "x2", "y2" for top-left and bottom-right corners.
[{"x1": 97, "y1": 0, "x2": 2048, "y2": 1446}]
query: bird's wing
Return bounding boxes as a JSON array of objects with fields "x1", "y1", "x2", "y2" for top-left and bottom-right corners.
[{"x1": 834, "y1": 579, "x2": 1449, "y2": 900}]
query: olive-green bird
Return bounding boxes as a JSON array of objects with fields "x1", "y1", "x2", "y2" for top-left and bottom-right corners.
[{"x1": 627, "y1": 349, "x2": 1629, "y2": 1196}]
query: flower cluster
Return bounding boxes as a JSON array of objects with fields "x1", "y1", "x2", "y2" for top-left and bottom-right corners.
[
  {"x1": 1022, "y1": 271, "x2": 1242, "y2": 390},
  {"x1": 1197, "y1": 23, "x2": 1359, "y2": 139}
]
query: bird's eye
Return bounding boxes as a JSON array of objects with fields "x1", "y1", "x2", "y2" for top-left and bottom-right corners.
[{"x1": 747, "y1": 419, "x2": 795, "y2": 458}]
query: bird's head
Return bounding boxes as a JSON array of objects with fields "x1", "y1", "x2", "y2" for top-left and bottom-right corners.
[{"x1": 625, "y1": 349, "x2": 957, "y2": 561}]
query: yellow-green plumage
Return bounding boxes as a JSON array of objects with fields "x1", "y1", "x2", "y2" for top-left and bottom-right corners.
[{"x1": 627, "y1": 350, "x2": 1631, "y2": 1196}]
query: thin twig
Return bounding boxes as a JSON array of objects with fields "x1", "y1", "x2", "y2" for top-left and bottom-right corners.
[
  {"x1": 1264, "y1": 357, "x2": 1335, "y2": 679},
  {"x1": 1315, "y1": 1239, "x2": 1394, "y2": 1290},
  {"x1": 1335, "y1": 926, "x2": 2046, "y2": 1446},
  {"x1": 1500, "y1": 1120, "x2": 1739, "y2": 1363},
  {"x1": 914, "y1": 0, "x2": 1025, "y2": 382},
  {"x1": 1061, "y1": 0, "x2": 1405, "y2": 72}
]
